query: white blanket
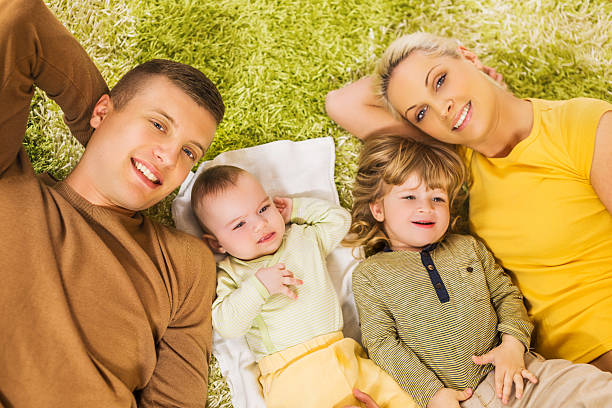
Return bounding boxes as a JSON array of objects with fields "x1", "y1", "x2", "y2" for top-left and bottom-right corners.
[{"x1": 172, "y1": 137, "x2": 362, "y2": 408}]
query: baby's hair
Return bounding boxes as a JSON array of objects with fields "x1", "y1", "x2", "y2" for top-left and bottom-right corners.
[
  {"x1": 343, "y1": 135, "x2": 468, "y2": 256},
  {"x1": 375, "y1": 32, "x2": 461, "y2": 120},
  {"x1": 190, "y1": 165, "x2": 248, "y2": 232}
]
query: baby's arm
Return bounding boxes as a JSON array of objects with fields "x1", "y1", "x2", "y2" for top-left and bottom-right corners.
[
  {"x1": 471, "y1": 238, "x2": 537, "y2": 403},
  {"x1": 353, "y1": 266, "x2": 446, "y2": 408},
  {"x1": 287, "y1": 197, "x2": 351, "y2": 256},
  {"x1": 211, "y1": 267, "x2": 270, "y2": 338}
]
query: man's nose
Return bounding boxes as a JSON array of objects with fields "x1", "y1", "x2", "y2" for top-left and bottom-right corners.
[{"x1": 153, "y1": 142, "x2": 181, "y2": 167}]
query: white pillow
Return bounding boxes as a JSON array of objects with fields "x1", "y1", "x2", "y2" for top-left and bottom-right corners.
[{"x1": 172, "y1": 137, "x2": 361, "y2": 408}]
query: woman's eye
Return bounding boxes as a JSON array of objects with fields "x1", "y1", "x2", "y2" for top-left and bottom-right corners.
[
  {"x1": 259, "y1": 205, "x2": 269, "y2": 214},
  {"x1": 233, "y1": 221, "x2": 245, "y2": 230},
  {"x1": 183, "y1": 147, "x2": 195, "y2": 160},
  {"x1": 416, "y1": 107, "x2": 427, "y2": 122},
  {"x1": 435, "y1": 73, "x2": 446, "y2": 90},
  {"x1": 152, "y1": 121, "x2": 165, "y2": 131}
]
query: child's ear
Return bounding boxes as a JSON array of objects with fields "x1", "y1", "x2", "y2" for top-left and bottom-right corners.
[
  {"x1": 369, "y1": 200, "x2": 385, "y2": 222},
  {"x1": 201, "y1": 233, "x2": 226, "y2": 254}
]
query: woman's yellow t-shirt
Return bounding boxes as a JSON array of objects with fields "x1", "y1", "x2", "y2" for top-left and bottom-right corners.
[{"x1": 468, "y1": 98, "x2": 612, "y2": 363}]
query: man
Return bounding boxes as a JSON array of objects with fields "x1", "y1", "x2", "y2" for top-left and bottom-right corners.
[{"x1": 0, "y1": 0, "x2": 224, "y2": 406}]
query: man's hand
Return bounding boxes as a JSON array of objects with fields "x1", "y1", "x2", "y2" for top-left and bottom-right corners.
[
  {"x1": 472, "y1": 335, "x2": 538, "y2": 404},
  {"x1": 273, "y1": 197, "x2": 293, "y2": 224},
  {"x1": 427, "y1": 387, "x2": 472, "y2": 408},
  {"x1": 255, "y1": 263, "x2": 302, "y2": 299}
]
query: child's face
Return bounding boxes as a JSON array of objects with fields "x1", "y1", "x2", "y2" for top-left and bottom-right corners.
[
  {"x1": 197, "y1": 172, "x2": 286, "y2": 260},
  {"x1": 369, "y1": 173, "x2": 450, "y2": 251}
]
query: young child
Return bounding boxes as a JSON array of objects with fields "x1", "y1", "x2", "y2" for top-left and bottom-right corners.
[
  {"x1": 345, "y1": 135, "x2": 612, "y2": 408},
  {"x1": 190, "y1": 165, "x2": 417, "y2": 408}
]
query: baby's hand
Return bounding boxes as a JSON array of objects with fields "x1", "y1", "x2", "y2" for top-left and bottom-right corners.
[
  {"x1": 427, "y1": 387, "x2": 472, "y2": 408},
  {"x1": 273, "y1": 197, "x2": 292, "y2": 224},
  {"x1": 255, "y1": 263, "x2": 302, "y2": 299},
  {"x1": 472, "y1": 334, "x2": 538, "y2": 404}
]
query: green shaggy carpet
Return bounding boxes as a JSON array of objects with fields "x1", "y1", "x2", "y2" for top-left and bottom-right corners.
[{"x1": 28, "y1": 0, "x2": 611, "y2": 406}]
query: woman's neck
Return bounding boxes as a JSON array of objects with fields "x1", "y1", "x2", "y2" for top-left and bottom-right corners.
[{"x1": 475, "y1": 91, "x2": 534, "y2": 158}]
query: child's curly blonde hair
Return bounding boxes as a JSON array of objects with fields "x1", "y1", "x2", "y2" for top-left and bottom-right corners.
[{"x1": 343, "y1": 135, "x2": 468, "y2": 256}]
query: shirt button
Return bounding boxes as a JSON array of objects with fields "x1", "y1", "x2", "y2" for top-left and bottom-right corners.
[
  {"x1": 435, "y1": 283, "x2": 442, "y2": 289},
  {"x1": 428, "y1": 265, "x2": 434, "y2": 270},
  {"x1": 467, "y1": 267, "x2": 473, "y2": 272}
]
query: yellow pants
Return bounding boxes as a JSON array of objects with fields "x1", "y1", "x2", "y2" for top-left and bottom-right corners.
[{"x1": 258, "y1": 332, "x2": 417, "y2": 408}]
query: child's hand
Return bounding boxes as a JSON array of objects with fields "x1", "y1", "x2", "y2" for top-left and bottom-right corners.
[
  {"x1": 472, "y1": 334, "x2": 538, "y2": 404},
  {"x1": 255, "y1": 263, "x2": 302, "y2": 299},
  {"x1": 273, "y1": 197, "x2": 292, "y2": 224},
  {"x1": 427, "y1": 387, "x2": 472, "y2": 408}
]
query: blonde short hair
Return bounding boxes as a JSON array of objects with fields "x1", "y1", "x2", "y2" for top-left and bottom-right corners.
[
  {"x1": 375, "y1": 32, "x2": 461, "y2": 120},
  {"x1": 343, "y1": 135, "x2": 468, "y2": 256}
]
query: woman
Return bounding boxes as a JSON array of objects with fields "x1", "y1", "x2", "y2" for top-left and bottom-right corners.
[{"x1": 327, "y1": 32, "x2": 612, "y2": 372}]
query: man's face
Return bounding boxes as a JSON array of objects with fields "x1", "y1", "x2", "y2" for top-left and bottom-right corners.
[
  {"x1": 68, "y1": 75, "x2": 218, "y2": 212},
  {"x1": 196, "y1": 172, "x2": 286, "y2": 261}
]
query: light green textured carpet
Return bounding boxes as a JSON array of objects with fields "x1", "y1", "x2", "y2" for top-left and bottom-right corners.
[{"x1": 29, "y1": 1, "x2": 611, "y2": 406}]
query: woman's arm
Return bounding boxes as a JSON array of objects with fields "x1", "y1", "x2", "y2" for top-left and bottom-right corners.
[
  {"x1": 591, "y1": 111, "x2": 612, "y2": 213},
  {"x1": 325, "y1": 76, "x2": 428, "y2": 141}
]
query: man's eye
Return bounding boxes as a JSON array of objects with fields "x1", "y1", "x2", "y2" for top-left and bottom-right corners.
[
  {"x1": 259, "y1": 205, "x2": 269, "y2": 214},
  {"x1": 183, "y1": 147, "x2": 195, "y2": 160},
  {"x1": 416, "y1": 107, "x2": 427, "y2": 122},
  {"x1": 436, "y1": 73, "x2": 446, "y2": 90},
  {"x1": 233, "y1": 221, "x2": 245, "y2": 230},
  {"x1": 403, "y1": 195, "x2": 416, "y2": 200}
]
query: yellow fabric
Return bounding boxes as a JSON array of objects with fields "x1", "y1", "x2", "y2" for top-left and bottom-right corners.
[
  {"x1": 468, "y1": 98, "x2": 612, "y2": 363},
  {"x1": 258, "y1": 332, "x2": 418, "y2": 408}
]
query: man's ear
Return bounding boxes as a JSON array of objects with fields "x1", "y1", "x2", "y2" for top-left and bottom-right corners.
[
  {"x1": 457, "y1": 45, "x2": 484, "y2": 69},
  {"x1": 89, "y1": 94, "x2": 113, "y2": 129},
  {"x1": 202, "y1": 233, "x2": 226, "y2": 254},
  {"x1": 369, "y1": 200, "x2": 385, "y2": 223}
]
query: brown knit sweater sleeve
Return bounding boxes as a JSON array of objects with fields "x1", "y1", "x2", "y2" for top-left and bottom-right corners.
[
  {"x1": 0, "y1": 0, "x2": 108, "y2": 175},
  {"x1": 139, "y1": 233, "x2": 217, "y2": 407}
]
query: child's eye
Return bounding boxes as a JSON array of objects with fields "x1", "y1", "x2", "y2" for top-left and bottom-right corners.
[
  {"x1": 416, "y1": 107, "x2": 427, "y2": 122},
  {"x1": 435, "y1": 73, "x2": 446, "y2": 90},
  {"x1": 233, "y1": 221, "x2": 245, "y2": 230},
  {"x1": 259, "y1": 205, "x2": 269, "y2": 214},
  {"x1": 182, "y1": 147, "x2": 195, "y2": 160},
  {"x1": 433, "y1": 197, "x2": 446, "y2": 203},
  {"x1": 403, "y1": 195, "x2": 416, "y2": 200}
]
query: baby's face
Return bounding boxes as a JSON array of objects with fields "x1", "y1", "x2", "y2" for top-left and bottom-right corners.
[
  {"x1": 370, "y1": 173, "x2": 450, "y2": 251},
  {"x1": 199, "y1": 172, "x2": 286, "y2": 260}
]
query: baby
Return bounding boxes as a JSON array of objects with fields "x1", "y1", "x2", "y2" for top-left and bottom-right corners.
[
  {"x1": 190, "y1": 165, "x2": 416, "y2": 408},
  {"x1": 345, "y1": 135, "x2": 612, "y2": 408}
]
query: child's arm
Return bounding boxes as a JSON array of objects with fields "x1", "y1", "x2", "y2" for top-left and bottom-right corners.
[
  {"x1": 283, "y1": 197, "x2": 351, "y2": 256},
  {"x1": 471, "y1": 238, "x2": 538, "y2": 403},
  {"x1": 353, "y1": 266, "x2": 445, "y2": 408}
]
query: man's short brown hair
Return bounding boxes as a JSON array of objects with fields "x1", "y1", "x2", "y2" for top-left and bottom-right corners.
[{"x1": 111, "y1": 59, "x2": 225, "y2": 124}]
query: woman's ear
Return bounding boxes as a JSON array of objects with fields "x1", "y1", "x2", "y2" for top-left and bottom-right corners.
[
  {"x1": 369, "y1": 200, "x2": 385, "y2": 223},
  {"x1": 89, "y1": 94, "x2": 113, "y2": 129},
  {"x1": 202, "y1": 233, "x2": 226, "y2": 254},
  {"x1": 457, "y1": 45, "x2": 484, "y2": 69}
]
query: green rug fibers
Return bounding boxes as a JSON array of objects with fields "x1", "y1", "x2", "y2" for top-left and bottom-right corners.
[{"x1": 27, "y1": 0, "x2": 611, "y2": 406}]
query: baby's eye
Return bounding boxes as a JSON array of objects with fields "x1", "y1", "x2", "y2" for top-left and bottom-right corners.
[
  {"x1": 182, "y1": 147, "x2": 195, "y2": 160},
  {"x1": 233, "y1": 221, "x2": 245, "y2": 230},
  {"x1": 435, "y1": 74, "x2": 446, "y2": 90},
  {"x1": 259, "y1": 205, "x2": 269, "y2": 214},
  {"x1": 416, "y1": 107, "x2": 427, "y2": 122},
  {"x1": 403, "y1": 195, "x2": 416, "y2": 200}
]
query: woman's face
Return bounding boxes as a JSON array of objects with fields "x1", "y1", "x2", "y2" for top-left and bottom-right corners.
[{"x1": 386, "y1": 51, "x2": 501, "y2": 149}]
